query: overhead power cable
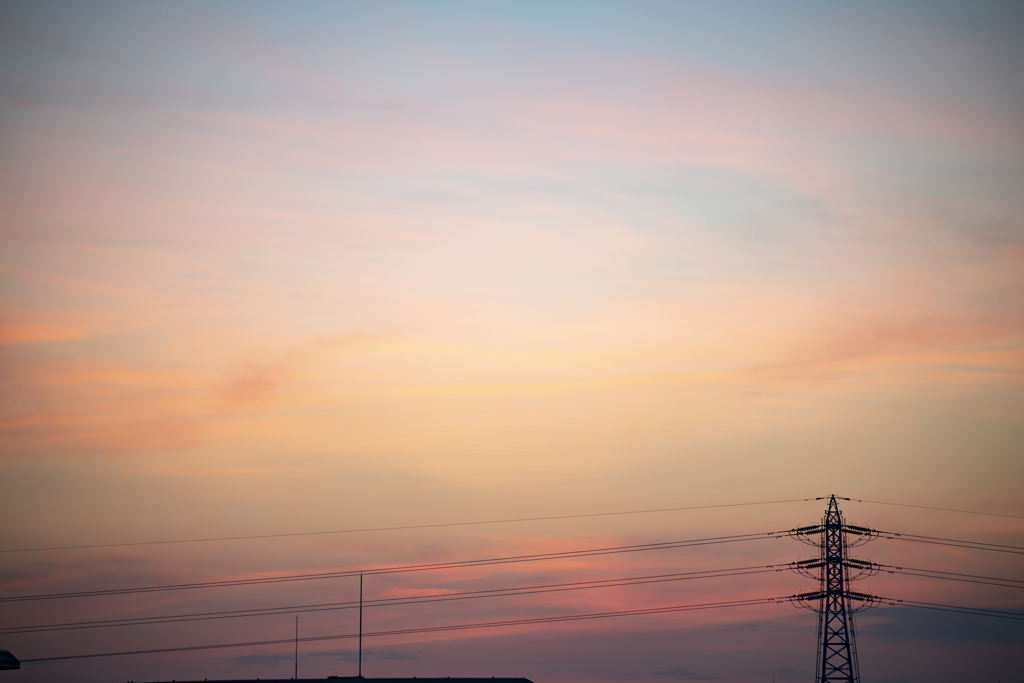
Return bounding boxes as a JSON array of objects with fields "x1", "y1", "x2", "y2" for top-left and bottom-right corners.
[
  {"x1": 20, "y1": 594, "x2": 1024, "y2": 664},
  {"x1": 880, "y1": 565, "x2": 1024, "y2": 590},
  {"x1": 876, "y1": 597, "x2": 1024, "y2": 622},
  {"x1": 5, "y1": 496, "x2": 1018, "y2": 555},
  {"x1": 1, "y1": 564, "x2": 789, "y2": 635},
  {"x1": 10, "y1": 558, "x2": 1022, "y2": 636},
  {"x1": 874, "y1": 530, "x2": 1024, "y2": 555},
  {"x1": 852, "y1": 498, "x2": 1024, "y2": 520},
  {"x1": 7, "y1": 523, "x2": 1017, "y2": 605},
  {"x1": 0, "y1": 498, "x2": 810, "y2": 554},
  {"x1": 0, "y1": 530, "x2": 786, "y2": 604},
  {"x1": 20, "y1": 595, "x2": 789, "y2": 663},
  {"x1": 13, "y1": 555, "x2": 1022, "y2": 637}
]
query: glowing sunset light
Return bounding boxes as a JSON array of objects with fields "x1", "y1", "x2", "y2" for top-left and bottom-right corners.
[{"x1": 1, "y1": 2, "x2": 1022, "y2": 683}]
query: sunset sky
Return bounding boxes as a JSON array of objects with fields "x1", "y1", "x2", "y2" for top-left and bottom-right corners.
[{"x1": 1, "y1": 2, "x2": 1022, "y2": 682}]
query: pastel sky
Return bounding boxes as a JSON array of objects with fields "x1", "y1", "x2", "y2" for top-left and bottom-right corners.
[{"x1": 1, "y1": 2, "x2": 1022, "y2": 682}]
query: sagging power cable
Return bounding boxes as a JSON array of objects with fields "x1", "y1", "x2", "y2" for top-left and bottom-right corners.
[
  {"x1": 19, "y1": 593, "x2": 1024, "y2": 665},
  {"x1": 0, "y1": 530, "x2": 786, "y2": 604},
  {"x1": 1, "y1": 564, "x2": 791, "y2": 635},
  {"x1": 851, "y1": 498, "x2": 1024, "y2": 520},
  {"x1": 1, "y1": 498, "x2": 811, "y2": 554},
  {"x1": 20, "y1": 595, "x2": 791, "y2": 663},
  {"x1": 874, "y1": 530, "x2": 1024, "y2": 555}
]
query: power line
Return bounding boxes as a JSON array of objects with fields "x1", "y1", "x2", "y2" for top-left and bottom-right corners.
[
  {"x1": 852, "y1": 498, "x2": 1024, "y2": 520},
  {"x1": 19, "y1": 593, "x2": 1024, "y2": 665},
  {"x1": 6, "y1": 523, "x2": 1019, "y2": 605},
  {"x1": 872, "y1": 564, "x2": 1024, "y2": 591},
  {"x1": 885, "y1": 565, "x2": 1024, "y2": 585},
  {"x1": 1, "y1": 564, "x2": 789, "y2": 635},
  {"x1": 0, "y1": 498, "x2": 811, "y2": 554},
  {"x1": 0, "y1": 530, "x2": 786, "y2": 603},
  {"x1": 20, "y1": 595, "x2": 790, "y2": 663},
  {"x1": 876, "y1": 597, "x2": 1024, "y2": 622},
  {"x1": 10, "y1": 557, "x2": 1023, "y2": 636},
  {"x1": 874, "y1": 530, "x2": 1024, "y2": 555},
  {"x1": 887, "y1": 571, "x2": 1024, "y2": 591}
]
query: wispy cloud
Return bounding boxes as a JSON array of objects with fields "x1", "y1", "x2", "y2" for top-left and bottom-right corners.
[{"x1": 1, "y1": 4, "x2": 1021, "y2": 680}]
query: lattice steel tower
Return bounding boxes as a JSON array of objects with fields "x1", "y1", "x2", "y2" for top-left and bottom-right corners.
[
  {"x1": 815, "y1": 495, "x2": 858, "y2": 683},
  {"x1": 791, "y1": 495, "x2": 879, "y2": 683}
]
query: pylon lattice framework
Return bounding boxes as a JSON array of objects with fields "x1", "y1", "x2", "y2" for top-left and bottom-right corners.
[{"x1": 790, "y1": 495, "x2": 881, "y2": 683}]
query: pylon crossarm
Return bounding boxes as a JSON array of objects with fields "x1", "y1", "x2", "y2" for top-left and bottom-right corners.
[
  {"x1": 844, "y1": 559, "x2": 874, "y2": 568},
  {"x1": 795, "y1": 591, "x2": 826, "y2": 600},
  {"x1": 789, "y1": 591, "x2": 825, "y2": 612},
  {"x1": 794, "y1": 559, "x2": 825, "y2": 567},
  {"x1": 843, "y1": 559, "x2": 880, "y2": 581},
  {"x1": 790, "y1": 558, "x2": 825, "y2": 580},
  {"x1": 847, "y1": 591, "x2": 882, "y2": 612},
  {"x1": 842, "y1": 524, "x2": 880, "y2": 546},
  {"x1": 789, "y1": 525, "x2": 825, "y2": 546}
]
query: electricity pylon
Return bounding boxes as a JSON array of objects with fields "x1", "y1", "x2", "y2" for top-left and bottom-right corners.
[{"x1": 791, "y1": 495, "x2": 880, "y2": 683}]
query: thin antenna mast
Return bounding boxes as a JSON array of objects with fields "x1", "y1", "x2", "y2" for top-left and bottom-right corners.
[
  {"x1": 294, "y1": 615, "x2": 298, "y2": 680},
  {"x1": 358, "y1": 574, "x2": 363, "y2": 678}
]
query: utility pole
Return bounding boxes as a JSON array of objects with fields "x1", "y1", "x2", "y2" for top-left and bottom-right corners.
[{"x1": 791, "y1": 495, "x2": 880, "y2": 683}]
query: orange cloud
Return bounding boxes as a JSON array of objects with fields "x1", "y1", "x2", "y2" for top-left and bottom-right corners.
[{"x1": 0, "y1": 305, "x2": 90, "y2": 344}]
